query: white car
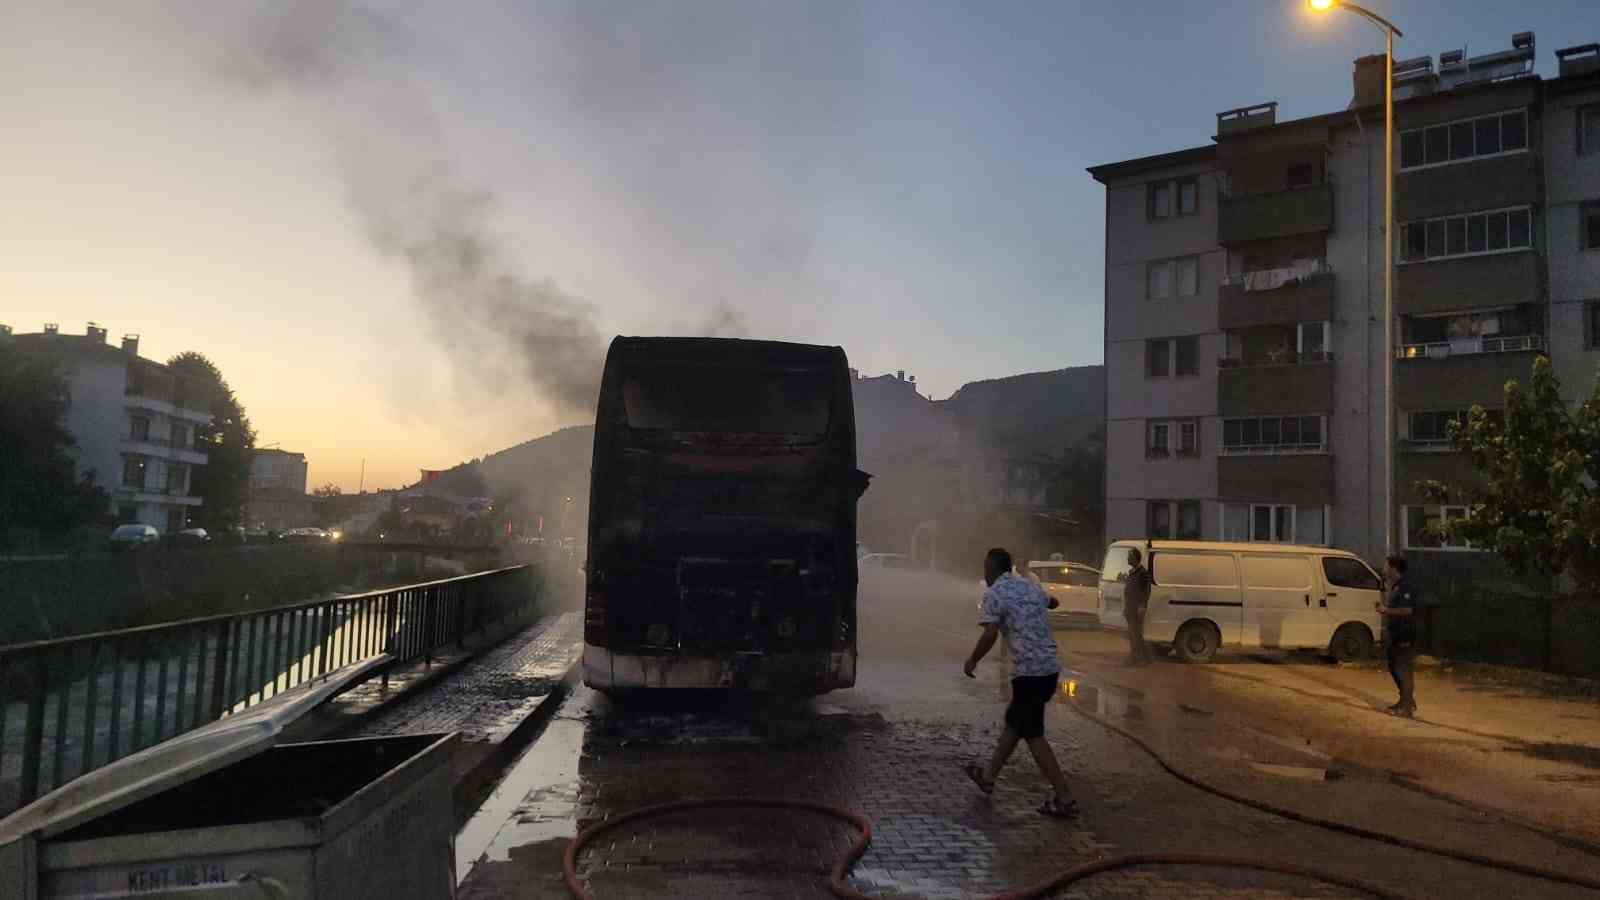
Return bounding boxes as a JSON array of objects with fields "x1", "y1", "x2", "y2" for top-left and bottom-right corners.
[
  {"x1": 109, "y1": 524, "x2": 160, "y2": 549},
  {"x1": 1027, "y1": 561, "x2": 1102, "y2": 625}
]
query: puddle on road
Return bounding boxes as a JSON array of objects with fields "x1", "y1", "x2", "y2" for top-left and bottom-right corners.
[
  {"x1": 455, "y1": 690, "x2": 587, "y2": 884},
  {"x1": 1054, "y1": 671, "x2": 1145, "y2": 722}
]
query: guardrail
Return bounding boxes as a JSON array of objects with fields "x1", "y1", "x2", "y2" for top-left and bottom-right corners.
[
  {"x1": 0, "y1": 564, "x2": 538, "y2": 814},
  {"x1": 1397, "y1": 334, "x2": 1545, "y2": 359}
]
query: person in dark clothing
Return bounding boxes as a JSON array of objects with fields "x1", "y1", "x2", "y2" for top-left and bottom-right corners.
[
  {"x1": 1378, "y1": 554, "x2": 1420, "y2": 718},
  {"x1": 1123, "y1": 548, "x2": 1153, "y2": 665}
]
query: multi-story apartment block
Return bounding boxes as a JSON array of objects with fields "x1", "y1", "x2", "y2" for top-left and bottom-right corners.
[
  {"x1": 1090, "y1": 34, "x2": 1600, "y2": 566},
  {"x1": 7, "y1": 322, "x2": 212, "y2": 532},
  {"x1": 246, "y1": 448, "x2": 312, "y2": 531}
]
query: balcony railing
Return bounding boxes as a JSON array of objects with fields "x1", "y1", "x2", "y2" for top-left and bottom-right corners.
[
  {"x1": 1218, "y1": 350, "x2": 1334, "y2": 368},
  {"x1": 1221, "y1": 259, "x2": 1332, "y2": 290},
  {"x1": 1397, "y1": 334, "x2": 1545, "y2": 360},
  {"x1": 1218, "y1": 442, "x2": 1328, "y2": 456}
]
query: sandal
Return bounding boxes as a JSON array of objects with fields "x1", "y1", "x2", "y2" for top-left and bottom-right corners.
[
  {"x1": 962, "y1": 764, "x2": 995, "y2": 795},
  {"x1": 1038, "y1": 796, "x2": 1078, "y2": 819}
]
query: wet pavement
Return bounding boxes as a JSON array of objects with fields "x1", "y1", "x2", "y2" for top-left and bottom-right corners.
[{"x1": 452, "y1": 569, "x2": 1600, "y2": 899}]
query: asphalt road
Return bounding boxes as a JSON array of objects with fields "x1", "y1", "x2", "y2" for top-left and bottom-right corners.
[{"x1": 456, "y1": 567, "x2": 1600, "y2": 899}]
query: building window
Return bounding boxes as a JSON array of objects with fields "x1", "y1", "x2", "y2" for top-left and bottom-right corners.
[
  {"x1": 1148, "y1": 500, "x2": 1202, "y2": 540},
  {"x1": 1404, "y1": 505, "x2": 1473, "y2": 550},
  {"x1": 167, "y1": 508, "x2": 186, "y2": 533},
  {"x1": 1400, "y1": 207, "x2": 1532, "y2": 262},
  {"x1": 1407, "y1": 410, "x2": 1466, "y2": 447},
  {"x1": 1298, "y1": 321, "x2": 1329, "y2": 359},
  {"x1": 165, "y1": 464, "x2": 188, "y2": 495},
  {"x1": 1221, "y1": 416, "x2": 1326, "y2": 455},
  {"x1": 1588, "y1": 303, "x2": 1600, "y2": 350},
  {"x1": 172, "y1": 425, "x2": 188, "y2": 449},
  {"x1": 1584, "y1": 201, "x2": 1600, "y2": 251},
  {"x1": 1400, "y1": 109, "x2": 1528, "y2": 170},
  {"x1": 1285, "y1": 162, "x2": 1314, "y2": 188},
  {"x1": 1146, "y1": 337, "x2": 1199, "y2": 377},
  {"x1": 1178, "y1": 177, "x2": 1199, "y2": 215},
  {"x1": 1580, "y1": 104, "x2": 1600, "y2": 157},
  {"x1": 1221, "y1": 503, "x2": 1325, "y2": 545},
  {"x1": 1149, "y1": 177, "x2": 1200, "y2": 220},
  {"x1": 122, "y1": 455, "x2": 147, "y2": 489},
  {"x1": 130, "y1": 416, "x2": 150, "y2": 442},
  {"x1": 1147, "y1": 421, "x2": 1171, "y2": 458},
  {"x1": 1147, "y1": 255, "x2": 1200, "y2": 299},
  {"x1": 1179, "y1": 420, "x2": 1199, "y2": 457}
]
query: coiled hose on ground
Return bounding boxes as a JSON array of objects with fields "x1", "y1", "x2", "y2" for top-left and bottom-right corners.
[{"x1": 561, "y1": 704, "x2": 1600, "y2": 899}]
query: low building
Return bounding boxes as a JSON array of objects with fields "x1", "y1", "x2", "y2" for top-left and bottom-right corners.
[
  {"x1": 246, "y1": 448, "x2": 312, "y2": 531},
  {"x1": 7, "y1": 323, "x2": 212, "y2": 532}
]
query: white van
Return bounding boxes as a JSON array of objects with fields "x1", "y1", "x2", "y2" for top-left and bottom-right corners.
[{"x1": 1097, "y1": 540, "x2": 1384, "y2": 663}]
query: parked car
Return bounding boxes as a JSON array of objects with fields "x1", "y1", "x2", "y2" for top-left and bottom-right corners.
[
  {"x1": 1097, "y1": 539, "x2": 1383, "y2": 663},
  {"x1": 1026, "y1": 560, "x2": 1102, "y2": 626},
  {"x1": 859, "y1": 552, "x2": 919, "y2": 570},
  {"x1": 108, "y1": 524, "x2": 160, "y2": 550},
  {"x1": 172, "y1": 527, "x2": 211, "y2": 544}
]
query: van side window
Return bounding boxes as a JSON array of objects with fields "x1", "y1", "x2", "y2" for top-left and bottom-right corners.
[
  {"x1": 1066, "y1": 569, "x2": 1099, "y2": 588},
  {"x1": 1241, "y1": 556, "x2": 1312, "y2": 589},
  {"x1": 1322, "y1": 557, "x2": 1382, "y2": 591},
  {"x1": 1151, "y1": 553, "x2": 1237, "y2": 587},
  {"x1": 1101, "y1": 547, "x2": 1133, "y2": 583}
]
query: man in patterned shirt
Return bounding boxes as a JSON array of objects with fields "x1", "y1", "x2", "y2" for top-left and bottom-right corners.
[{"x1": 962, "y1": 547, "x2": 1077, "y2": 817}]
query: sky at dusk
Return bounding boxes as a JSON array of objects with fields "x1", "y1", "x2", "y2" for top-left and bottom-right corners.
[{"x1": 3, "y1": 1, "x2": 1594, "y2": 492}]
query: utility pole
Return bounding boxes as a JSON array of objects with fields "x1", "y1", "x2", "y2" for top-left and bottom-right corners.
[{"x1": 359, "y1": 458, "x2": 366, "y2": 494}]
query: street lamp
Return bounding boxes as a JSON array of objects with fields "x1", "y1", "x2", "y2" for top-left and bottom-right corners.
[{"x1": 1308, "y1": 0, "x2": 1403, "y2": 556}]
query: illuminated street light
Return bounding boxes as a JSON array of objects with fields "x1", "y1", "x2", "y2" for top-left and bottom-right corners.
[{"x1": 1308, "y1": 0, "x2": 1403, "y2": 557}]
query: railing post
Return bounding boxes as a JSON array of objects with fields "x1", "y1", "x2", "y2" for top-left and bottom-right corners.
[
  {"x1": 20, "y1": 655, "x2": 48, "y2": 805},
  {"x1": 208, "y1": 619, "x2": 231, "y2": 720},
  {"x1": 381, "y1": 594, "x2": 399, "y2": 691}
]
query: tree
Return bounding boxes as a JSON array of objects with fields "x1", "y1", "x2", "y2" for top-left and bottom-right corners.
[
  {"x1": 0, "y1": 351, "x2": 110, "y2": 538},
  {"x1": 313, "y1": 483, "x2": 343, "y2": 498},
  {"x1": 1421, "y1": 355, "x2": 1600, "y2": 593},
  {"x1": 167, "y1": 352, "x2": 256, "y2": 531},
  {"x1": 1044, "y1": 428, "x2": 1106, "y2": 536}
]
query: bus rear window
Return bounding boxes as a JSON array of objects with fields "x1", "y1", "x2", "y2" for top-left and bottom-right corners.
[{"x1": 623, "y1": 369, "x2": 832, "y2": 435}]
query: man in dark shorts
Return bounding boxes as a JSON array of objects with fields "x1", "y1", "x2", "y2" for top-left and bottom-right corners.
[
  {"x1": 962, "y1": 547, "x2": 1076, "y2": 817},
  {"x1": 1378, "y1": 554, "x2": 1420, "y2": 718}
]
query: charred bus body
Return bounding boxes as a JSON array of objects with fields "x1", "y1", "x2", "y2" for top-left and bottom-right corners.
[{"x1": 582, "y1": 337, "x2": 869, "y2": 694}]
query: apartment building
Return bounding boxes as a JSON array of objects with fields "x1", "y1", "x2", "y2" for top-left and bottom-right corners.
[
  {"x1": 7, "y1": 323, "x2": 212, "y2": 531},
  {"x1": 1089, "y1": 34, "x2": 1600, "y2": 566},
  {"x1": 246, "y1": 448, "x2": 312, "y2": 531}
]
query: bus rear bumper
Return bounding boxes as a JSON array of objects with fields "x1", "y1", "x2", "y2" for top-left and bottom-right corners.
[{"x1": 584, "y1": 645, "x2": 856, "y2": 693}]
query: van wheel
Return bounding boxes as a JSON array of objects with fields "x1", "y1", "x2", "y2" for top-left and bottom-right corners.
[
  {"x1": 1175, "y1": 621, "x2": 1219, "y2": 663},
  {"x1": 1329, "y1": 623, "x2": 1375, "y2": 662}
]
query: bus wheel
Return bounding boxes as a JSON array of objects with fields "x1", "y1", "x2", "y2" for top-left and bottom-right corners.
[
  {"x1": 1175, "y1": 621, "x2": 1219, "y2": 663},
  {"x1": 1328, "y1": 623, "x2": 1375, "y2": 662}
]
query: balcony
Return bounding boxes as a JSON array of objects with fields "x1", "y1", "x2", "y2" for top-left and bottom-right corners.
[
  {"x1": 1396, "y1": 251, "x2": 1541, "y2": 316},
  {"x1": 122, "y1": 435, "x2": 209, "y2": 466},
  {"x1": 1218, "y1": 454, "x2": 1334, "y2": 506},
  {"x1": 113, "y1": 485, "x2": 204, "y2": 506},
  {"x1": 1396, "y1": 341, "x2": 1544, "y2": 409},
  {"x1": 1219, "y1": 263, "x2": 1333, "y2": 330},
  {"x1": 1397, "y1": 334, "x2": 1544, "y2": 360},
  {"x1": 1218, "y1": 183, "x2": 1333, "y2": 245},
  {"x1": 1396, "y1": 153, "x2": 1539, "y2": 222},
  {"x1": 1218, "y1": 355, "x2": 1334, "y2": 416},
  {"x1": 126, "y1": 391, "x2": 212, "y2": 425}
]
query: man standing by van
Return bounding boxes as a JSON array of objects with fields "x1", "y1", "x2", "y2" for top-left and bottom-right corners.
[
  {"x1": 1124, "y1": 548, "x2": 1153, "y2": 665},
  {"x1": 1378, "y1": 555, "x2": 1420, "y2": 718},
  {"x1": 963, "y1": 548, "x2": 1077, "y2": 818}
]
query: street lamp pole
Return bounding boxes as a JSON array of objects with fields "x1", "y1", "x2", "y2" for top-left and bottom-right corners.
[{"x1": 1309, "y1": 0, "x2": 1403, "y2": 556}]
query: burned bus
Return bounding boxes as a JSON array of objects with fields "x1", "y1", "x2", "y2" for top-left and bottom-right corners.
[{"x1": 582, "y1": 337, "x2": 868, "y2": 693}]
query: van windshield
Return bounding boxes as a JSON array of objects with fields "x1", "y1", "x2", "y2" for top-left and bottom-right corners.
[
  {"x1": 622, "y1": 367, "x2": 832, "y2": 436},
  {"x1": 1101, "y1": 547, "x2": 1133, "y2": 583}
]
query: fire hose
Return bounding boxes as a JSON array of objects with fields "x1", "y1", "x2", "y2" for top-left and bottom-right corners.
[{"x1": 561, "y1": 703, "x2": 1600, "y2": 899}]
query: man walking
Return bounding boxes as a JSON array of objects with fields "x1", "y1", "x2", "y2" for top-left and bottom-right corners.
[
  {"x1": 1123, "y1": 548, "x2": 1153, "y2": 665},
  {"x1": 1378, "y1": 554, "x2": 1420, "y2": 718},
  {"x1": 962, "y1": 548, "x2": 1077, "y2": 818}
]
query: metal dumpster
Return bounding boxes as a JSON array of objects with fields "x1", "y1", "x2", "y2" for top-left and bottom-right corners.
[{"x1": 0, "y1": 667, "x2": 459, "y2": 899}]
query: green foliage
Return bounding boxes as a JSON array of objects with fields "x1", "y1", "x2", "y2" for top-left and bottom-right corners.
[
  {"x1": 0, "y1": 351, "x2": 110, "y2": 536},
  {"x1": 1420, "y1": 356, "x2": 1600, "y2": 592},
  {"x1": 1044, "y1": 427, "x2": 1105, "y2": 532},
  {"x1": 167, "y1": 351, "x2": 256, "y2": 531}
]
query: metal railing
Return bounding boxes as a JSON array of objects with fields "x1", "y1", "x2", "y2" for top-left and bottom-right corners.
[
  {"x1": 1218, "y1": 350, "x2": 1334, "y2": 368},
  {"x1": 0, "y1": 565, "x2": 537, "y2": 814},
  {"x1": 1220, "y1": 259, "x2": 1332, "y2": 288},
  {"x1": 1397, "y1": 334, "x2": 1545, "y2": 359},
  {"x1": 1218, "y1": 442, "x2": 1328, "y2": 456}
]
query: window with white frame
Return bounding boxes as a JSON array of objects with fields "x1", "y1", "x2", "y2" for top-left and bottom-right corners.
[
  {"x1": 1404, "y1": 504, "x2": 1473, "y2": 550},
  {"x1": 1148, "y1": 177, "x2": 1200, "y2": 220},
  {"x1": 1221, "y1": 503, "x2": 1326, "y2": 545},
  {"x1": 1400, "y1": 109, "x2": 1527, "y2": 170},
  {"x1": 1179, "y1": 420, "x2": 1199, "y2": 457},
  {"x1": 1147, "y1": 255, "x2": 1200, "y2": 299},
  {"x1": 1298, "y1": 321, "x2": 1330, "y2": 360},
  {"x1": 1147, "y1": 418, "x2": 1199, "y2": 459},
  {"x1": 1221, "y1": 415, "x2": 1325, "y2": 454},
  {"x1": 1407, "y1": 410, "x2": 1467, "y2": 447},
  {"x1": 1147, "y1": 421, "x2": 1171, "y2": 458},
  {"x1": 1146, "y1": 337, "x2": 1199, "y2": 377},
  {"x1": 1148, "y1": 500, "x2": 1201, "y2": 539},
  {"x1": 1400, "y1": 207, "x2": 1532, "y2": 262}
]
